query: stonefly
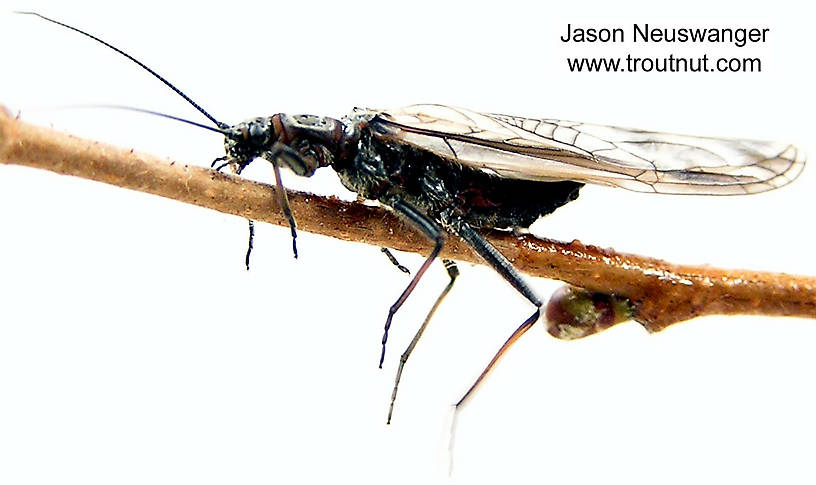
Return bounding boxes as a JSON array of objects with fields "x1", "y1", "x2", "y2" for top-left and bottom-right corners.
[{"x1": 17, "y1": 11, "x2": 805, "y2": 424}]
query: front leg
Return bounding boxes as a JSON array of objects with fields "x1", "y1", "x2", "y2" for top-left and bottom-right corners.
[{"x1": 261, "y1": 143, "x2": 306, "y2": 259}]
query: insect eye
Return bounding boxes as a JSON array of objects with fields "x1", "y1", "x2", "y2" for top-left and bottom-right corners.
[{"x1": 249, "y1": 123, "x2": 266, "y2": 140}]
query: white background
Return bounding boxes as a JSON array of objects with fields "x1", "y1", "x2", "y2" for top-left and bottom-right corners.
[{"x1": 1, "y1": 1, "x2": 815, "y2": 483}]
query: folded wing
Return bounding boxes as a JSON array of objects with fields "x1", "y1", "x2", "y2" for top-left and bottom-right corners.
[{"x1": 373, "y1": 104, "x2": 805, "y2": 195}]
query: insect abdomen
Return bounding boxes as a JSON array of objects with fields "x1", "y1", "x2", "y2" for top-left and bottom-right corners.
[{"x1": 337, "y1": 126, "x2": 583, "y2": 230}]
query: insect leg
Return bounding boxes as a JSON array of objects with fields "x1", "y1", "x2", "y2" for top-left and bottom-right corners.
[
  {"x1": 379, "y1": 199, "x2": 446, "y2": 368},
  {"x1": 456, "y1": 222, "x2": 542, "y2": 307},
  {"x1": 270, "y1": 162, "x2": 298, "y2": 259},
  {"x1": 256, "y1": 142, "x2": 308, "y2": 259},
  {"x1": 455, "y1": 312, "x2": 538, "y2": 407},
  {"x1": 208, "y1": 157, "x2": 258, "y2": 269},
  {"x1": 214, "y1": 143, "x2": 303, "y2": 261},
  {"x1": 451, "y1": 220, "x2": 542, "y2": 408},
  {"x1": 387, "y1": 259, "x2": 458, "y2": 424},
  {"x1": 381, "y1": 248, "x2": 411, "y2": 274},
  {"x1": 245, "y1": 220, "x2": 255, "y2": 270},
  {"x1": 210, "y1": 156, "x2": 228, "y2": 171}
]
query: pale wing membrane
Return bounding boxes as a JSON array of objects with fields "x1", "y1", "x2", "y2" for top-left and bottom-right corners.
[{"x1": 374, "y1": 104, "x2": 805, "y2": 195}]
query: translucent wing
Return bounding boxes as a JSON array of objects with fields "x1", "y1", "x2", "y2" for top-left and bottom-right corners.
[{"x1": 372, "y1": 104, "x2": 805, "y2": 195}]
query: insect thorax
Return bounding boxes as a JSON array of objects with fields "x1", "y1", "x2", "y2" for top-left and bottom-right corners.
[
  {"x1": 333, "y1": 121, "x2": 584, "y2": 231},
  {"x1": 224, "y1": 114, "x2": 346, "y2": 176}
]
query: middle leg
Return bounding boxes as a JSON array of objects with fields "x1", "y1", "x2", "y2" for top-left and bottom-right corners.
[{"x1": 379, "y1": 198, "x2": 446, "y2": 368}]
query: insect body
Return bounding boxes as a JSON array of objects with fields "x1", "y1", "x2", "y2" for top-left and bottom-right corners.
[{"x1": 18, "y1": 13, "x2": 806, "y2": 422}]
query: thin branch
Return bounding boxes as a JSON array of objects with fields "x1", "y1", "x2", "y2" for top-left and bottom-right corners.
[{"x1": 1, "y1": 106, "x2": 815, "y2": 333}]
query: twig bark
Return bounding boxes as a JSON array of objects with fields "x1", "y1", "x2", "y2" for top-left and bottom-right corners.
[{"x1": 1, "y1": 106, "x2": 814, "y2": 333}]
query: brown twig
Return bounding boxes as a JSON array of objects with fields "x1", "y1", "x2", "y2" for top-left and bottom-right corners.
[{"x1": 1, "y1": 106, "x2": 815, "y2": 333}]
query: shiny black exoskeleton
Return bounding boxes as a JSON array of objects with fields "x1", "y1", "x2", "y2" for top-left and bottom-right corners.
[{"x1": 21, "y1": 11, "x2": 585, "y2": 422}]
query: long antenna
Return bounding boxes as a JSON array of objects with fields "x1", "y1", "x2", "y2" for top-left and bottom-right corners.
[
  {"x1": 15, "y1": 11, "x2": 227, "y2": 129},
  {"x1": 73, "y1": 105, "x2": 229, "y2": 134}
]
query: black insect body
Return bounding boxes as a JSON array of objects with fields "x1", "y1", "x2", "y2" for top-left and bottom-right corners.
[
  {"x1": 218, "y1": 111, "x2": 580, "y2": 393},
  {"x1": 221, "y1": 111, "x2": 587, "y2": 390},
  {"x1": 19, "y1": 12, "x2": 806, "y2": 422},
  {"x1": 342, "y1": 120, "x2": 584, "y2": 231}
]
